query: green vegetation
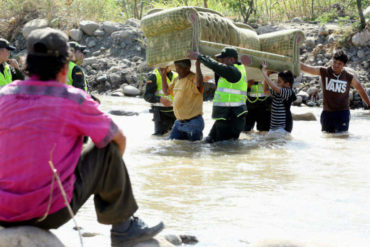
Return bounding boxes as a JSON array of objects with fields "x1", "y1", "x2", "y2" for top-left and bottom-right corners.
[{"x1": 0, "y1": 0, "x2": 368, "y2": 27}]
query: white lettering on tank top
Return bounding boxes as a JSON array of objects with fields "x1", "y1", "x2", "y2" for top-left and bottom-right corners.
[{"x1": 325, "y1": 77, "x2": 347, "y2": 93}]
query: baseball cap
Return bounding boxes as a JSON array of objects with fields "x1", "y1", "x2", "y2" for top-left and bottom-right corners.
[
  {"x1": 215, "y1": 47, "x2": 238, "y2": 59},
  {"x1": 68, "y1": 41, "x2": 87, "y2": 52},
  {"x1": 0, "y1": 38, "x2": 16, "y2": 51},
  {"x1": 27, "y1": 28, "x2": 69, "y2": 57}
]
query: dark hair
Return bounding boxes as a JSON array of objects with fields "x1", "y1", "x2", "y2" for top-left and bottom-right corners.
[
  {"x1": 174, "y1": 59, "x2": 191, "y2": 68},
  {"x1": 333, "y1": 50, "x2": 348, "y2": 64},
  {"x1": 26, "y1": 54, "x2": 68, "y2": 81},
  {"x1": 278, "y1": 70, "x2": 295, "y2": 88}
]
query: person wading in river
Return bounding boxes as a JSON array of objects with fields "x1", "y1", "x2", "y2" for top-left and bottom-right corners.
[
  {"x1": 300, "y1": 50, "x2": 370, "y2": 133},
  {"x1": 0, "y1": 28, "x2": 163, "y2": 247}
]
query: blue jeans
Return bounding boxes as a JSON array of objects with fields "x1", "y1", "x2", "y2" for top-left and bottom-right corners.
[{"x1": 169, "y1": 115, "x2": 204, "y2": 141}]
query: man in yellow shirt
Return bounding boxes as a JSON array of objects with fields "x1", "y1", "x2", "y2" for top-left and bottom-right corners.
[{"x1": 161, "y1": 59, "x2": 204, "y2": 141}]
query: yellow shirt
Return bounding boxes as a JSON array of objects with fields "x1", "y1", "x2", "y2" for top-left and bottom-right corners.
[{"x1": 169, "y1": 72, "x2": 203, "y2": 121}]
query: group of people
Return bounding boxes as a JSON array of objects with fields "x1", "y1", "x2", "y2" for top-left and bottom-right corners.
[
  {"x1": 145, "y1": 45, "x2": 369, "y2": 143},
  {"x1": 1, "y1": 26, "x2": 370, "y2": 247}
]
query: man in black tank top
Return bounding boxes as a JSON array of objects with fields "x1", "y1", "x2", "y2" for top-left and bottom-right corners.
[{"x1": 300, "y1": 50, "x2": 370, "y2": 133}]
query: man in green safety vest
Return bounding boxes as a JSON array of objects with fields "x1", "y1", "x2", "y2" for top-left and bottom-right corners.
[
  {"x1": 0, "y1": 38, "x2": 24, "y2": 87},
  {"x1": 144, "y1": 66, "x2": 178, "y2": 135},
  {"x1": 189, "y1": 47, "x2": 248, "y2": 143},
  {"x1": 244, "y1": 80, "x2": 272, "y2": 132},
  {"x1": 67, "y1": 41, "x2": 88, "y2": 91}
]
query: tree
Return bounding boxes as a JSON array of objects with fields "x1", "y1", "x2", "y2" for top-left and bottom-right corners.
[
  {"x1": 227, "y1": 0, "x2": 255, "y2": 23},
  {"x1": 356, "y1": 0, "x2": 366, "y2": 30}
]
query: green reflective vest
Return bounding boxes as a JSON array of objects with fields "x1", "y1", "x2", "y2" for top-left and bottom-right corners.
[
  {"x1": 247, "y1": 83, "x2": 268, "y2": 103},
  {"x1": 0, "y1": 64, "x2": 12, "y2": 86},
  {"x1": 67, "y1": 61, "x2": 87, "y2": 91},
  {"x1": 212, "y1": 64, "x2": 248, "y2": 120},
  {"x1": 153, "y1": 69, "x2": 178, "y2": 107}
]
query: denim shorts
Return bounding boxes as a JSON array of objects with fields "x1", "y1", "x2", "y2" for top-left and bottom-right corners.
[{"x1": 320, "y1": 110, "x2": 350, "y2": 133}]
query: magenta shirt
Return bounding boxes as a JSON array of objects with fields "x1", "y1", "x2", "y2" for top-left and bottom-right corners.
[{"x1": 0, "y1": 79, "x2": 118, "y2": 222}]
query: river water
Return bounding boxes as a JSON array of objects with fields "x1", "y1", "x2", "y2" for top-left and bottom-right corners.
[{"x1": 54, "y1": 96, "x2": 370, "y2": 247}]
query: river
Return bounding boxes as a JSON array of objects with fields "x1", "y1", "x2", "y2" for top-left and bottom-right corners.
[{"x1": 54, "y1": 96, "x2": 370, "y2": 247}]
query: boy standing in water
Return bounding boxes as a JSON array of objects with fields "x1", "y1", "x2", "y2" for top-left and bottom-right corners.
[
  {"x1": 300, "y1": 50, "x2": 370, "y2": 133},
  {"x1": 261, "y1": 62, "x2": 296, "y2": 136}
]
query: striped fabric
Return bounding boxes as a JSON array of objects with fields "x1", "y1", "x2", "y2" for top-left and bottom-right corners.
[{"x1": 270, "y1": 88, "x2": 294, "y2": 130}]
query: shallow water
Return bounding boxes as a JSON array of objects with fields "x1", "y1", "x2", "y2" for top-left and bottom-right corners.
[{"x1": 55, "y1": 96, "x2": 370, "y2": 247}]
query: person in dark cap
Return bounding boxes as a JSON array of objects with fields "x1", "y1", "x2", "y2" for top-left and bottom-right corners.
[
  {"x1": 0, "y1": 38, "x2": 24, "y2": 86},
  {"x1": 0, "y1": 28, "x2": 163, "y2": 246},
  {"x1": 189, "y1": 47, "x2": 248, "y2": 143},
  {"x1": 68, "y1": 41, "x2": 88, "y2": 91}
]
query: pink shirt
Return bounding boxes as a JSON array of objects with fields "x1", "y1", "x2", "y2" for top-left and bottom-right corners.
[{"x1": 0, "y1": 79, "x2": 118, "y2": 222}]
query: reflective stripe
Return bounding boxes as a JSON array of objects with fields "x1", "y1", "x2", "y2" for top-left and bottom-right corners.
[
  {"x1": 152, "y1": 102, "x2": 172, "y2": 107},
  {"x1": 213, "y1": 102, "x2": 245, "y2": 107},
  {"x1": 0, "y1": 64, "x2": 13, "y2": 86},
  {"x1": 248, "y1": 93, "x2": 268, "y2": 97},
  {"x1": 216, "y1": 87, "x2": 246, "y2": 95},
  {"x1": 155, "y1": 90, "x2": 164, "y2": 95}
]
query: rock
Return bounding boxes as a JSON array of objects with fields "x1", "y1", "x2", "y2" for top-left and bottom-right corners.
[
  {"x1": 111, "y1": 29, "x2": 137, "y2": 43},
  {"x1": 120, "y1": 41, "x2": 127, "y2": 48},
  {"x1": 93, "y1": 29, "x2": 105, "y2": 36},
  {"x1": 297, "y1": 91, "x2": 309, "y2": 102},
  {"x1": 87, "y1": 39, "x2": 97, "y2": 48},
  {"x1": 292, "y1": 112, "x2": 317, "y2": 121},
  {"x1": 22, "y1": 19, "x2": 48, "y2": 38},
  {"x1": 293, "y1": 95, "x2": 303, "y2": 105},
  {"x1": 109, "y1": 109, "x2": 139, "y2": 115},
  {"x1": 109, "y1": 73, "x2": 122, "y2": 85},
  {"x1": 352, "y1": 29, "x2": 370, "y2": 47},
  {"x1": 362, "y1": 61, "x2": 369, "y2": 69},
  {"x1": 126, "y1": 18, "x2": 141, "y2": 28},
  {"x1": 304, "y1": 37, "x2": 315, "y2": 49},
  {"x1": 69, "y1": 29, "x2": 83, "y2": 41},
  {"x1": 79, "y1": 20, "x2": 99, "y2": 35},
  {"x1": 97, "y1": 74, "x2": 108, "y2": 83},
  {"x1": 132, "y1": 237, "x2": 175, "y2": 247},
  {"x1": 0, "y1": 226, "x2": 64, "y2": 247},
  {"x1": 306, "y1": 101, "x2": 315, "y2": 107},
  {"x1": 291, "y1": 17, "x2": 304, "y2": 23},
  {"x1": 164, "y1": 234, "x2": 182, "y2": 246},
  {"x1": 122, "y1": 85, "x2": 140, "y2": 96},
  {"x1": 102, "y1": 21, "x2": 122, "y2": 34},
  {"x1": 83, "y1": 57, "x2": 98, "y2": 66},
  {"x1": 318, "y1": 25, "x2": 329, "y2": 36},
  {"x1": 357, "y1": 49, "x2": 365, "y2": 58},
  {"x1": 179, "y1": 235, "x2": 198, "y2": 245},
  {"x1": 110, "y1": 89, "x2": 125, "y2": 97}
]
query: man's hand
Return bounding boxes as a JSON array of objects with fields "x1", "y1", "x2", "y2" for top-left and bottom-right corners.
[
  {"x1": 261, "y1": 61, "x2": 267, "y2": 71},
  {"x1": 159, "y1": 67, "x2": 168, "y2": 77},
  {"x1": 160, "y1": 97, "x2": 172, "y2": 107},
  {"x1": 188, "y1": 50, "x2": 199, "y2": 60},
  {"x1": 8, "y1": 59, "x2": 20, "y2": 70}
]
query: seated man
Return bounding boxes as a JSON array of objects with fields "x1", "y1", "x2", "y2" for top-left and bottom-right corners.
[
  {"x1": 161, "y1": 59, "x2": 204, "y2": 141},
  {"x1": 0, "y1": 28, "x2": 163, "y2": 247}
]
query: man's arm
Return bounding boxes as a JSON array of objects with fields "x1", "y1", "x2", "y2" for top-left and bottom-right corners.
[
  {"x1": 189, "y1": 51, "x2": 241, "y2": 83},
  {"x1": 111, "y1": 128, "x2": 126, "y2": 156},
  {"x1": 143, "y1": 74, "x2": 160, "y2": 103},
  {"x1": 351, "y1": 76, "x2": 370, "y2": 107},
  {"x1": 160, "y1": 68, "x2": 170, "y2": 95},
  {"x1": 300, "y1": 62, "x2": 321, "y2": 76},
  {"x1": 195, "y1": 60, "x2": 203, "y2": 90},
  {"x1": 261, "y1": 62, "x2": 280, "y2": 94}
]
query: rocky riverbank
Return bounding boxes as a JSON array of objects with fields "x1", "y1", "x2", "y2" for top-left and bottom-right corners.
[{"x1": 1, "y1": 7, "x2": 370, "y2": 107}]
